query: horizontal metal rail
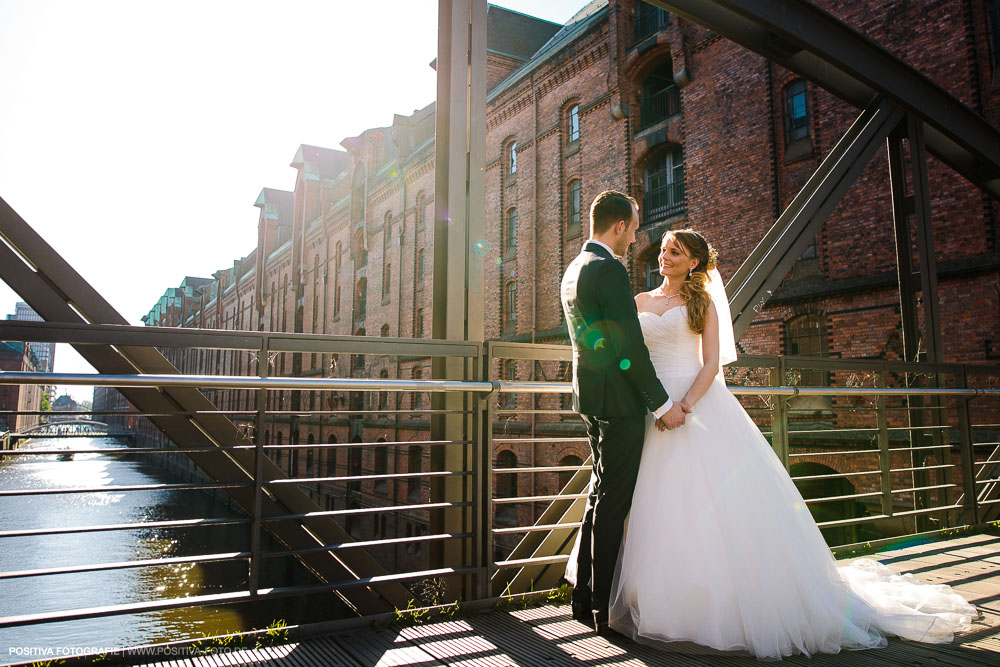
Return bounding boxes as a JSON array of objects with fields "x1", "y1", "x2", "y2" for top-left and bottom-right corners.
[{"x1": 0, "y1": 551, "x2": 251, "y2": 580}]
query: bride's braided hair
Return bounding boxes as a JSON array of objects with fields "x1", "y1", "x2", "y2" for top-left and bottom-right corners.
[{"x1": 664, "y1": 229, "x2": 718, "y2": 335}]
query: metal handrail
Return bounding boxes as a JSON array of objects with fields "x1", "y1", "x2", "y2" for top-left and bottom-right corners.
[{"x1": 2, "y1": 339, "x2": 999, "y2": 652}]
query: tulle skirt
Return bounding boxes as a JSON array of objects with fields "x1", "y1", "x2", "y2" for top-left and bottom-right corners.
[{"x1": 605, "y1": 375, "x2": 976, "y2": 660}]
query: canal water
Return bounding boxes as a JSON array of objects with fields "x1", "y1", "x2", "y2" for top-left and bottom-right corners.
[{"x1": 0, "y1": 436, "x2": 341, "y2": 663}]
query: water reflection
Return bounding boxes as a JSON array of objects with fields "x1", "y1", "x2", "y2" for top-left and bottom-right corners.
[{"x1": 0, "y1": 437, "x2": 339, "y2": 662}]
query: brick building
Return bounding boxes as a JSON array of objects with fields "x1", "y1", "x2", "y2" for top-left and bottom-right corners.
[{"x1": 140, "y1": 1, "x2": 1000, "y2": 560}]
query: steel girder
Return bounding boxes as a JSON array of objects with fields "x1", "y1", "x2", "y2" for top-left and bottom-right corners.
[
  {"x1": 0, "y1": 196, "x2": 412, "y2": 616},
  {"x1": 727, "y1": 98, "x2": 905, "y2": 338},
  {"x1": 653, "y1": 0, "x2": 1000, "y2": 200}
]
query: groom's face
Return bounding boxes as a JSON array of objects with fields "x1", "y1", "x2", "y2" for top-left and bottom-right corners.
[{"x1": 611, "y1": 205, "x2": 640, "y2": 257}]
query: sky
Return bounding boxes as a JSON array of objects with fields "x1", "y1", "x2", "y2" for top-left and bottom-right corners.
[{"x1": 0, "y1": 0, "x2": 587, "y2": 403}]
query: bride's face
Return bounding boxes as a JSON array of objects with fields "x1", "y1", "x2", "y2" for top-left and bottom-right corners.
[{"x1": 658, "y1": 237, "x2": 698, "y2": 279}]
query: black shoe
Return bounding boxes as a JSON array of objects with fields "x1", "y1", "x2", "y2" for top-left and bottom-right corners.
[
  {"x1": 570, "y1": 588, "x2": 592, "y2": 623},
  {"x1": 570, "y1": 600, "x2": 593, "y2": 623}
]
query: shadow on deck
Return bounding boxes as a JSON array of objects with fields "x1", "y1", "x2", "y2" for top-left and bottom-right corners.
[{"x1": 109, "y1": 532, "x2": 1000, "y2": 666}]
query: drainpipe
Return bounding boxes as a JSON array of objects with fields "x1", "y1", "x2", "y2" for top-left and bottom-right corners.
[{"x1": 530, "y1": 72, "x2": 538, "y2": 491}]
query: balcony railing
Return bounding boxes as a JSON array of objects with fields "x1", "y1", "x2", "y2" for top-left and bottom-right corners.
[
  {"x1": 635, "y1": 4, "x2": 670, "y2": 42},
  {"x1": 640, "y1": 83, "x2": 681, "y2": 129},
  {"x1": 0, "y1": 322, "x2": 998, "y2": 658},
  {"x1": 644, "y1": 178, "x2": 685, "y2": 221}
]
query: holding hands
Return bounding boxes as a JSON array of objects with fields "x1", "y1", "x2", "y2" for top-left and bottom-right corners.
[{"x1": 656, "y1": 401, "x2": 691, "y2": 431}]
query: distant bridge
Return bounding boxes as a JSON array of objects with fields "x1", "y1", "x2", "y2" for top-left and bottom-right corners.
[{"x1": 6, "y1": 419, "x2": 134, "y2": 443}]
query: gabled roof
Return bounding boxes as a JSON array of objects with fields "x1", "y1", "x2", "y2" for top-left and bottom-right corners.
[
  {"x1": 489, "y1": 0, "x2": 609, "y2": 101},
  {"x1": 254, "y1": 188, "x2": 294, "y2": 225},
  {"x1": 290, "y1": 144, "x2": 349, "y2": 179},
  {"x1": 486, "y1": 5, "x2": 562, "y2": 60}
]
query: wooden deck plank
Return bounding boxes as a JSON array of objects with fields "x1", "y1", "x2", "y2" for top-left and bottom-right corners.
[{"x1": 125, "y1": 533, "x2": 999, "y2": 667}]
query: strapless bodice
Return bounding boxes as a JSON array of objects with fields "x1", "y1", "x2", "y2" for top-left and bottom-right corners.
[{"x1": 639, "y1": 305, "x2": 703, "y2": 377}]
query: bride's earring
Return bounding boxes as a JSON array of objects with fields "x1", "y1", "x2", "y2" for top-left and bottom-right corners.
[{"x1": 687, "y1": 268, "x2": 692, "y2": 279}]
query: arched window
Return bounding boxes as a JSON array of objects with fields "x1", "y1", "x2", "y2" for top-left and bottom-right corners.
[
  {"x1": 382, "y1": 212, "x2": 393, "y2": 298},
  {"x1": 640, "y1": 61, "x2": 680, "y2": 128},
  {"x1": 407, "y1": 444, "x2": 422, "y2": 500},
  {"x1": 351, "y1": 165, "x2": 366, "y2": 223},
  {"x1": 326, "y1": 434, "x2": 338, "y2": 479},
  {"x1": 644, "y1": 147, "x2": 684, "y2": 222},
  {"x1": 505, "y1": 207, "x2": 517, "y2": 255},
  {"x1": 494, "y1": 450, "x2": 519, "y2": 525},
  {"x1": 355, "y1": 277, "x2": 367, "y2": 320},
  {"x1": 380, "y1": 324, "x2": 390, "y2": 337},
  {"x1": 348, "y1": 435, "x2": 362, "y2": 493},
  {"x1": 382, "y1": 262, "x2": 391, "y2": 298},
  {"x1": 784, "y1": 79, "x2": 810, "y2": 145},
  {"x1": 568, "y1": 104, "x2": 580, "y2": 143},
  {"x1": 416, "y1": 308, "x2": 424, "y2": 338},
  {"x1": 378, "y1": 370, "x2": 389, "y2": 411},
  {"x1": 312, "y1": 254, "x2": 321, "y2": 332},
  {"x1": 501, "y1": 360, "x2": 516, "y2": 408},
  {"x1": 412, "y1": 367, "x2": 423, "y2": 413},
  {"x1": 786, "y1": 314, "x2": 827, "y2": 387},
  {"x1": 505, "y1": 281, "x2": 517, "y2": 331},
  {"x1": 416, "y1": 248, "x2": 425, "y2": 283},
  {"x1": 509, "y1": 141, "x2": 517, "y2": 175},
  {"x1": 333, "y1": 242, "x2": 342, "y2": 316},
  {"x1": 375, "y1": 436, "x2": 388, "y2": 494},
  {"x1": 558, "y1": 454, "x2": 584, "y2": 490},
  {"x1": 567, "y1": 180, "x2": 582, "y2": 235}
]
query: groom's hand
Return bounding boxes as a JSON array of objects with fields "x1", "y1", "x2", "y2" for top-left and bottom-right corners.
[{"x1": 657, "y1": 403, "x2": 688, "y2": 430}]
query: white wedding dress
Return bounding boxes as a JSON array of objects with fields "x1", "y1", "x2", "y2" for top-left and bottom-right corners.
[{"x1": 605, "y1": 304, "x2": 977, "y2": 659}]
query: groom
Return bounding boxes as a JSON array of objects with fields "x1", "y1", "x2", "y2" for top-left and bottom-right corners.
[{"x1": 560, "y1": 190, "x2": 689, "y2": 634}]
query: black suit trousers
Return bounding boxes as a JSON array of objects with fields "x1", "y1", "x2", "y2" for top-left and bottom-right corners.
[{"x1": 575, "y1": 413, "x2": 646, "y2": 623}]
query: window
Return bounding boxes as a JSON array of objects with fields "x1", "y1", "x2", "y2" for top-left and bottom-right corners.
[
  {"x1": 644, "y1": 147, "x2": 684, "y2": 222},
  {"x1": 640, "y1": 62, "x2": 680, "y2": 129},
  {"x1": 407, "y1": 444, "x2": 422, "y2": 500},
  {"x1": 380, "y1": 323, "x2": 390, "y2": 337},
  {"x1": 412, "y1": 367, "x2": 423, "y2": 413},
  {"x1": 509, "y1": 141, "x2": 517, "y2": 175},
  {"x1": 567, "y1": 180, "x2": 582, "y2": 235},
  {"x1": 501, "y1": 360, "x2": 516, "y2": 408},
  {"x1": 496, "y1": 450, "x2": 518, "y2": 500},
  {"x1": 383, "y1": 263, "x2": 391, "y2": 298},
  {"x1": 375, "y1": 436, "x2": 388, "y2": 494},
  {"x1": 646, "y1": 252, "x2": 662, "y2": 290},
  {"x1": 382, "y1": 213, "x2": 392, "y2": 299},
  {"x1": 786, "y1": 314, "x2": 827, "y2": 387},
  {"x1": 568, "y1": 104, "x2": 580, "y2": 142},
  {"x1": 312, "y1": 255, "x2": 321, "y2": 333},
  {"x1": 505, "y1": 208, "x2": 517, "y2": 254},
  {"x1": 635, "y1": 1, "x2": 669, "y2": 41},
  {"x1": 417, "y1": 248, "x2": 425, "y2": 282},
  {"x1": 358, "y1": 248, "x2": 368, "y2": 268},
  {"x1": 416, "y1": 307, "x2": 424, "y2": 338},
  {"x1": 505, "y1": 281, "x2": 517, "y2": 330},
  {"x1": 355, "y1": 278, "x2": 367, "y2": 320},
  {"x1": 558, "y1": 454, "x2": 584, "y2": 490},
  {"x1": 784, "y1": 79, "x2": 810, "y2": 144},
  {"x1": 348, "y1": 436, "x2": 362, "y2": 493},
  {"x1": 378, "y1": 370, "x2": 389, "y2": 411},
  {"x1": 334, "y1": 242, "x2": 342, "y2": 316},
  {"x1": 494, "y1": 450, "x2": 518, "y2": 525}
]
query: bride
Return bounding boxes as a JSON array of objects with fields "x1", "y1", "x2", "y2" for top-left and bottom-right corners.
[{"x1": 599, "y1": 229, "x2": 975, "y2": 659}]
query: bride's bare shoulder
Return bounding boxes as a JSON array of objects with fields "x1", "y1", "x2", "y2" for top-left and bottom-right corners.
[{"x1": 635, "y1": 291, "x2": 654, "y2": 305}]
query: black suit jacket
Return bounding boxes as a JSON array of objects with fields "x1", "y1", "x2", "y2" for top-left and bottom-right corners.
[{"x1": 560, "y1": 242, "x2": 669, "y2": 417}]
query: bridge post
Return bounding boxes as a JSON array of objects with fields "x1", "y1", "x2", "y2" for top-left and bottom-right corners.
[{"x1": 430, "y1": 0, "x2": 488, "y2": 601}]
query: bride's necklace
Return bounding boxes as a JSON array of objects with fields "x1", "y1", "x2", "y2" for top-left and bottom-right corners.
[{"x1": 652, "y1": 286, "x2": 683, "y2": 302}]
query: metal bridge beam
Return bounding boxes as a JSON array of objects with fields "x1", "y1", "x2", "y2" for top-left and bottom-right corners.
[
  {"x1": 654, "y1": 0, "x2": 1000, "y2": 199},
  {"x1": 728, "y1": 98, "x2": 904, "y2": 338},
  {"x1": 0, "y1": 196, "x2": 411, "y2": 615}
]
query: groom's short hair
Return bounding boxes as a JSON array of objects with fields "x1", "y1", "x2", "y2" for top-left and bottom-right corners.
[{"x1": 590, "y1": 190, "x2": 637, "y2": 235}]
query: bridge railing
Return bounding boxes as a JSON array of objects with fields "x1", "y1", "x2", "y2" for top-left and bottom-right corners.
[{"x1": 0, "y1": 322, "x2": 998, "y2": 656}]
